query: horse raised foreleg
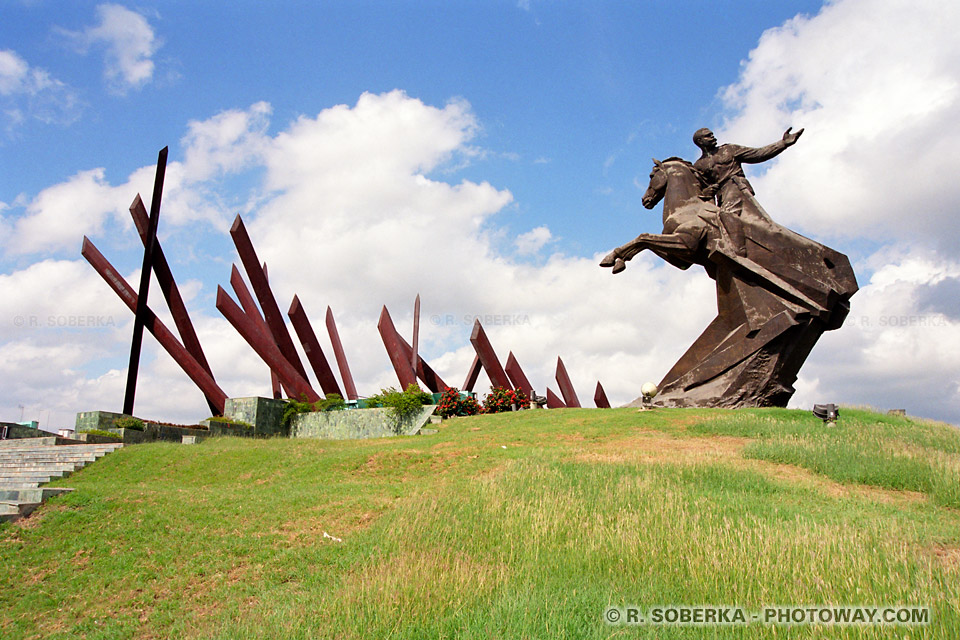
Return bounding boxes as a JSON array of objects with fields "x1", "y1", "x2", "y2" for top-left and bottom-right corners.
[{"x1": 600, "y1": 232, "x2": 698, "y2": 274}]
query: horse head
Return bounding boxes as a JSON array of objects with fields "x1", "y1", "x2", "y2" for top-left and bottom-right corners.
[
  {"x1": 641, "y1": 158, "x2": 668, "y2": 209},
  {"x1": 642, "y1": 157, "x2": 704, "y2": 212}
]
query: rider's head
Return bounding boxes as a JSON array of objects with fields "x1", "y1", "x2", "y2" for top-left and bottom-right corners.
[{"x1": 693, "y1": 128, "x2": 717, "y2": 150}]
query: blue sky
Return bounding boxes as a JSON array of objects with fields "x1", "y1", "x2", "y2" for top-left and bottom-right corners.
[
  {"x1": 2, "y1": 1, "x2": 823, "y2": 254},
  {"x1": 2, "y1": 0, "x2": 959, "y2": 428}
]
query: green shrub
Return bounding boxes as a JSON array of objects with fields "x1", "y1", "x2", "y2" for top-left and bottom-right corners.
[
  {"x1": 366, "y1": 384, "x2": 433, "y2": 434},
  {"x1": 79, "y1": 429, "x2": 122, "y2": 439},
  {"x1": 114, "y1": 416, "x2": 144, "y2": 431},
  {"x1": 204, "y1": 416, "x2": 254, "y2": 428},
  {"x1": 282, "y1": 393, "x2": 347, "y2": 427}
]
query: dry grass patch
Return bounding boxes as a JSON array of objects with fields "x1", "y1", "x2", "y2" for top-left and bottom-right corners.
[
  {"x1": 273, "y1": 509, "x2": 383, "y2": 546},
  {"x1": 338, "y1": 549, "x2": 509, "y2": 609},
  {"x1": 571, "y1": 431, "x2": 748, "y2": 465},
  {"x1": 927, "y1": 543, "x2": 960, "y2": 569}
]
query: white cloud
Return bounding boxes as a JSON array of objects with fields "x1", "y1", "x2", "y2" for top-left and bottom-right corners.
[
  {"x1": 4, "y1": 168, "x2": 125, "y2": 255},
  {"x1": 2, "y1": 101, "x2": 273, "y2": 256},
  {"x1": 716, "y1": 0, "x2": 960, "y2": 254},
  {"x1": 0, "y1": 50, "x2": 30, "y2": 95},
  {"x1": 181, "y1": 101, "x2": 272, "y2": 181},
  {"x1": 0, "y1": 259, "x2": 130, "y2": 427},
  {"x1": 791, "y1": 251, "x2": 960, "y2": 418},
  {"x1": 515, "y1": 225, "x2": 553, "y2": 254},
  {"x1": 0, "y1": 49, "x2": 80, "y2": 128},
  {"x1": 61, "y1": 4, "x2": 160, "y2": 94}
]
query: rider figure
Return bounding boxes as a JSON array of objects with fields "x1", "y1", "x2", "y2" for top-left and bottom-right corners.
[{"x1": 692, "y1": 127, "x2": 803, "y2": 256}]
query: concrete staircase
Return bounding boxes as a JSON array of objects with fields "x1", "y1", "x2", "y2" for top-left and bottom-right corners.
[{"x1": 0, "y1": 437, "x2": 123, "y2": 523}]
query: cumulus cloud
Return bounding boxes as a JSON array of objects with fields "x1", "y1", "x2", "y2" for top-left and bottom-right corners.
[
  {"x1": 181, "y1": 101, "x2": 272, "y2": 181},
  {"x1": 716, "y1": 0, "x2": 960, "y2": 254},
  {"x1": 2, "y1": 101, "x2": 272, "y2": 256},
  {"x1": 792, "y1": 250, "x2": 960, "y2": 418},
  {"x1": 60, "y1": 4, "x2": 160, "y2": 94},
  {"x1": 3, "y1": 169, "x2": 124, "y2": 255},
  {"x1": 0, "y1": 49, "x2": 80, "y2": 128},
  {"x1": 515, "y1": 225, "x2": 553, "y2": 254},
  {"x1": 0, "y1": 259, "x2": 129, "y2": 425}
]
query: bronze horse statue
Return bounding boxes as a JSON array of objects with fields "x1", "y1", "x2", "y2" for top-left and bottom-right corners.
[{"x1": 601, "y1": 157, "x2": 857, "y2": 408}]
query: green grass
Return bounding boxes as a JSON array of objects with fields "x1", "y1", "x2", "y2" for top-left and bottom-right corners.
[
  {"x1": 690, "y1": 408, "x2": 960, "y2": 508},
  {"x1": 1, "y1": 407, "x2": 958, "y2": 638}
]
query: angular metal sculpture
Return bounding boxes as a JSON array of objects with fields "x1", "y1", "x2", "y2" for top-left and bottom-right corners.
[
  {"x1": 469, "y1": 320, "x2": 512, "y2": 390},
  {"x1": 380, "y1": 297, "x2": 448, "y2": 393},
  {"x1": 124, "y1": 147, "x2": 167, "y2": 415},
  {"x1": 262, "y1": 263, "x2": 283, "y2": 399},
  {"x1": 82, "y1": 237, "x2": 227, "y2": 414},
  {"x1": 230, "y1": 215, "x2": 311, "y2": 383},
  {"x1": 216, "y1": 286, "x2": 320, "y2": 402},
  {"x1": 555, "y1": 357, "x2": 581, "y2": 408},
  {"x1": 130, "y1": 194, "x2": 219, "y2": 415},
  {"x1": 395, "y1": 333, "x2": 448, "y2": 393},
  {"x1": 378, "y1": 306, "x2": 418, "y2": 389},
  {"x1": 289, "y1": 295, "x2": 343, "y2": 398},
  {"x1": 545, "y1": 388, "x2": 566, "y2": 409},
  {"x1": 594, "y1": 381, "x2": 611, "y2": 409},
  {"x1": 601, "y1": 127, "x2": 857, "y2": 408},
  {"x1": 504, "y1": 352, "x2": 534, "y2": 396},
  {"x1": 462, "y1": 354, "x2": 482, "y2": 392},
  {"x1": 411, "y1": 294, "x2": 420, "y2": 371},
  {"x1": 229, "y1": 264, "x2": 293, "y2": 398},
  {"x1": 326, "y1": 307, "x2": 359, "y2": 400}
]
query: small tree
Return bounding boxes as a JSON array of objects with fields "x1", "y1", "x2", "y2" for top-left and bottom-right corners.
[{"x1": 366, "y1": 384, "x2": 433, "y2": 434}]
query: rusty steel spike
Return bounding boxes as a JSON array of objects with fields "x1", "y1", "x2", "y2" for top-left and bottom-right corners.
[{"x1": 82, "y1": 236, "x2": 227, "y2": 414}]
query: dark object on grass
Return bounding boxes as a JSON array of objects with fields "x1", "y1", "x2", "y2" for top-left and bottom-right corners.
[{"x1": 813, "y1": 403, "x2": 840, "y2": 426}]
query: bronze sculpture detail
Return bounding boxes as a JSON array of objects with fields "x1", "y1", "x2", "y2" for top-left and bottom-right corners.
[{"x1": 601, "y1": 128, "x2": 857, "y2": 408}]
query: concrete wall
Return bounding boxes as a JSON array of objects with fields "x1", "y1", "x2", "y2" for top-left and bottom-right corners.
[
  {"x1": 1, "y1": 422, "x2": 53, "y2": 440},
  {"x1": 74, "y1": 411, "x2": 126, "y2": 432},
  {"x1": 74, "y1": 411, "x2": 210, "y2": 444},
  {"x1": 290, "y1": 405, "x2": 437, "y2": 440},
  {"x1": 201, "y1": 419, "x2": 256, "y2": 438},
  {"x1": 74, "y1": 432, "x2": 123, "y2": 444},
  {"x1": 69, "y1": 398, "x2": 437, "y2": 443},
  {"x1": 223, "y1": 397, "x2": 287, "y2": 437}
]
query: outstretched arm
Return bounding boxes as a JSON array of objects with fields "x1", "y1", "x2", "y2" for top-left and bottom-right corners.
[{"x1": 733, "y1": 127, "x2": 803, "y2": 164}]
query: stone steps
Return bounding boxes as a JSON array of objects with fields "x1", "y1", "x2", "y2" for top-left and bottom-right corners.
[
  {"x1": 0, "y1": 501, "x2": 41, "y2": 520},
  {"x1": 0, "y1": 437, "x2": 59, "y2": 448},
  {"x1": 0, "y1": 439, "x2": 122, "y2": 523}
]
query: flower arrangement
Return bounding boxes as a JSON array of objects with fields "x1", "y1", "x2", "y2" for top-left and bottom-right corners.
[
  {"x1": 480, "y1": 386, "x2": 529, "y2": 414},
  {"x1": 436, "y1": 387, "x2": 480, "y2": 418}
]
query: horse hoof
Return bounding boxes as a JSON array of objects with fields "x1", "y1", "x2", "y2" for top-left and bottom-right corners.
[
  {"x1": 599, "y1": 254, "x2": 617, "y2": 268},
  {"x1": 612, "y1": 258, "x2": 626, "y2": 274}
]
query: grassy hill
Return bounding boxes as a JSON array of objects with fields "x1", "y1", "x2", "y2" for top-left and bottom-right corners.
[{"x1": 2, "y1": 407, "x2": 958, "y2": 639}]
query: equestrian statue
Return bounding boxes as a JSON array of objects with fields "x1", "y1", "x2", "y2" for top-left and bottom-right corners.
[{"x1": 601, "y1": 127, "x2": 858, "y2": 408}]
